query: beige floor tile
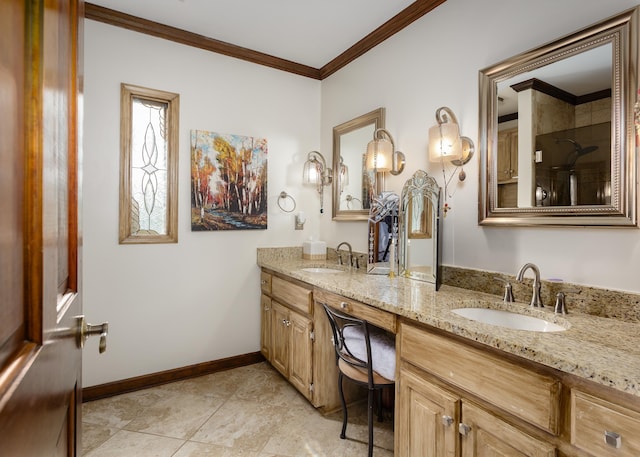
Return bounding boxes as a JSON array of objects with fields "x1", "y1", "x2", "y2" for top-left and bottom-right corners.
[
  {"x1": 124, "y1": 390, "x2": 224, "y2": 439},
  {"x1": 82, "y1": 389, "x2": 165, "y2": 428},
  {"x1": 263, "y1": 401, "x2": 393, "y2": 457},
  {"x1": 173, "y1": 441, "x2": 262, "y2": 456},
  {"x1": 190, "y1": 398, "x2": 295, "y2": 452},
  {"x1": 82, "y1": 362, "x2": 395, "y2": 456},
  {"x1": 231, "y1": 365, "x2": 310, "y2": 409},
  {"x1": 81, "y1": 422, "x2": 119, "y2": 455},
  {"x1": 158, "y1": 364, "x2": 270, "y2": 399},
  {"x1": 84, "y1": 430, "x2": 184, "y2": 457}
]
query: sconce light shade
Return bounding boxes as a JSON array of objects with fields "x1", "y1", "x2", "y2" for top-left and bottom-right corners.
[
  {"x1": 302, "y1": 151, "x2": 332, "y2": 186},
  {"x1": 428, "y1": 121, "x2": 463, "y2": 162},
  {"x1": 302, "y1": 159, "x2": 321, "y2": 184},
  {"x1": 365, "y1": 128, "x2": 405, "y2": 175},
  {"x1": 365, "y1": 137, "x2": 393, "y2": 172}
]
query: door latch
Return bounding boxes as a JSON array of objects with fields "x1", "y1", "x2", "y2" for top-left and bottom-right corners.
[{"x1": 77, "y1": 315, "x2": 109, "y2": 353}]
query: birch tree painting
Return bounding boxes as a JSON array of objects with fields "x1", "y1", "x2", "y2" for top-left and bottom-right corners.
[{"x1": 191, "y1": 130, "x2": 267, "y2": 230}]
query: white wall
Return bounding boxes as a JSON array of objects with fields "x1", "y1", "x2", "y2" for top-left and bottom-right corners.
[
  {"x1": 85, "y1": 0, "x2": 640, "y2": 386},
  {"x1": 320, "y1": 0, "x2": 640, "y2": 294},
  {"x1": 83, "y1": 21, "x2": 321, "y2": 386}
]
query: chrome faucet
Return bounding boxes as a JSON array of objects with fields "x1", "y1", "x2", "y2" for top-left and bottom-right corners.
[
  {"x1": 516, "y1": 263, "x2": 543, "y2": 307},
  {"x1": 336, "y1": 242, "x2": 353, "y2": 268}
]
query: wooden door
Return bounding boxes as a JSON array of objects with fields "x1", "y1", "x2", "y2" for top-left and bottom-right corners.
[
  {"x1": 460, "y1": 402, "x2": 555, "y2": 457},
  {"x1": 0, "y1": 0, "x2": 85, "y2": 455},
  {"x1": 288, "y1": 311, "x2": 313, "y2": 401},
  {"x1": 271, "y1": 301, "x2": 290, "y2": 377},
  {"x1": 396, "y1": 367, "x2": 459, "y2": 457}
]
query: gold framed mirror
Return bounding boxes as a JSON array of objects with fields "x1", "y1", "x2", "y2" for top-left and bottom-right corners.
[
  {"x1": 479, "y1": 7, "x2": 638, "y2": 226},
  {"x1": 332, "y1": 108, "x2": 385, "y2": 221},
  {"x1": 399, "y1": 170, "x2": 442, "y2": 289}
]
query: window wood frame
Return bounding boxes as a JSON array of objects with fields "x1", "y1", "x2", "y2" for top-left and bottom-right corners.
[{"x1": 119, "y1": 83, "x2": 179, "y2": 244}]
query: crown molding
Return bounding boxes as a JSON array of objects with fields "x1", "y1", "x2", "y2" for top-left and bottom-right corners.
[{"x1": 85, "y1": 0, "x2": 447, "y2": 80}]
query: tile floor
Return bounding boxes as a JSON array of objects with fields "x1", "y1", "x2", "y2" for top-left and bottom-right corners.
[{"x1": 82, "y1": 362, "x2": 394, "y2": 456}]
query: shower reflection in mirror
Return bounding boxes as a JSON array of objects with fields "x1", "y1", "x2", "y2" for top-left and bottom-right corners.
[{"x1": 367, "y1": 192, "x2": 399, "y2": 275}]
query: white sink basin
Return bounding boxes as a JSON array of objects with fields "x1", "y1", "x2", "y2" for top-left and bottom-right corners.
[
  {"x1": 300, "y1": 267, "x2": 344, "y2": 274},
  {"x1": 452, "y1": 307, "x2": 567, "y2": 332}
]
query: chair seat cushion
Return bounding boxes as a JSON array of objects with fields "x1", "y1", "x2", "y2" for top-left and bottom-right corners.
[{"x1": 342, "y1": 326, "x2": 396, "y2": 381}]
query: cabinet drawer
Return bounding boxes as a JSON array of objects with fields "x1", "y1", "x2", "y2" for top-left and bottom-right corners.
[
  {"x1": 400, "y1": 323, "x2": 560, "y2": 434},
  {"x1": 314, "y1": 288, "x2": 396, "y2": 334},
  {"x1": 260, "y1": 271, "x2": 272, "y2": 293},
  {"x1": 271, "y1": 276, "x2": 312, "y2": 314},
  {"x1": 571, "y1": 390, "x2": 640, "y2": 457}
]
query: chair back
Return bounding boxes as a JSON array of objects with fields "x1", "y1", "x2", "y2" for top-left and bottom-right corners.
[{"x1": 322, "y1": 303, "x2": 375, "y2": 387}]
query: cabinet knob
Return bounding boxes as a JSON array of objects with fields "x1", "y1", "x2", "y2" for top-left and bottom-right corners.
[
  {"x1": 604, "y1": 431, "x2": 622, "y2": 448},
  {"x1": 261, "y1": 280, "x2": 267, "y2": 285},
  {"x1": 441, "y1": 415, "x2": 453, "y2": 427},
  {"x1": 458, "y1": 423, "x2": 471, "y2": 436},
  {"x1": 282, "y1": 319, "x2": 291, "y2": 327},
  {"x1": 340, "y1": 302, "x2": 348, "y2": 309}
]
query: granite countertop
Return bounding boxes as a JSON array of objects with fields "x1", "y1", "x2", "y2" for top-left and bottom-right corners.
[{"x1": 257, "y1": 248, "x2": 640, "y2": 398}]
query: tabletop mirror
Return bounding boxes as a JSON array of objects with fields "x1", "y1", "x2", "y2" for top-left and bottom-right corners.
[
  {"x1": 479, "y1": 7, "x2": 638, "y2": 226},
  {"x1": 332, "y1": 108, "x2": 385, "y2": 221},
  {"x1": 367, "y1": 192, "x2": 399, "y2": 275},
  {"x1": 399, "y1": 170, "x2": 442, "y2": 289}
]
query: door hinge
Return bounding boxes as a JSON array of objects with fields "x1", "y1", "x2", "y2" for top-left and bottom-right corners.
[
  {"x1": 310, "y1": 330, "x2": 315, "y2": 341},
  {"x1": 310, "y1": 383, "x2": 314, "y2": 393}
]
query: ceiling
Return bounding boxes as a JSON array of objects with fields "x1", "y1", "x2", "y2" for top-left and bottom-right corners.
[{"x1": 87, "y1": 0, "x2": 420, "y2": 69}]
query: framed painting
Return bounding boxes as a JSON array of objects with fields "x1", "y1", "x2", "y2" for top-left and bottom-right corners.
[{"x1": 191, "y1": 130, "x2": 268, "y2": 230}]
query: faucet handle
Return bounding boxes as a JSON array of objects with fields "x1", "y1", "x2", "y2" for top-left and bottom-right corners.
[
  {"x1": 554, "y1": 289, "x2": 581, "y2": 315},
  {"x1": 494, "y1": 277, "x2": 514, "y2": 303}
]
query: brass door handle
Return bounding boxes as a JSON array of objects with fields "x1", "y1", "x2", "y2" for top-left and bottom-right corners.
[{"x1": 77, "y1": 315, "x2": 109, "y2": 353}]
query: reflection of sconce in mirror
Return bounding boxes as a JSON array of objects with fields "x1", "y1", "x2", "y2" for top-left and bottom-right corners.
[
  {"x1": 365, "y1": 128, "x2": 406, "y2": 176},
  {"x1": 302, "y1": 151, "x2": 332, "y2": 213},
  {"x1": 338, "y1": 156, "x2": 349, "y2": 193},
  {"x1": 428, "y1": 107, "x2": 475, "y2": 213}
]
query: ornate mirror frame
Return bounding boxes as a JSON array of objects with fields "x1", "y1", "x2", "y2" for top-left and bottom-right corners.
[
  {"x1": 479, "y1": 7, "x2": 638, "y2": 226},
  {"x1": 332, "y1": 108, "x2": 385, "y2": 221}
]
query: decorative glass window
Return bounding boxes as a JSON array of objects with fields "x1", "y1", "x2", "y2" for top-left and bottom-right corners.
[{"x1": 119, "y1": 83, "x2": 179, "y2": 243}]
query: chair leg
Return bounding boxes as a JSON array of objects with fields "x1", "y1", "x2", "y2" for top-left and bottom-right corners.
[
  {"x1": 338, "y1": 372, "x2": 347, "y2": 439},
  {"x1": 367, "y1": 388, "x2": 374, "y2": 457}
]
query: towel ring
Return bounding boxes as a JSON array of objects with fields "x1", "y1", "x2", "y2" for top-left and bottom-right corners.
[
  {"x1": 344, "y1": 194, "x2": 362, "y2": 210},
  {"x1": 277, "y1": 191, "x2": 296, "y2": 213}
]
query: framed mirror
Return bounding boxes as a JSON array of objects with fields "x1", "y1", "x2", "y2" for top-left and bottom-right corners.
[
  {"x1": 332, "y1": 108, "x2": 385, "y2": 221},
  {"x1": 479, "y1": 7, "x2": 638, "y2": 226},
  {"x1": 399, "y1": 170, "x2": 442, "y2": 289},
  {"x1": 367, "y1": 192, "x2": 399, "y2": 275}
]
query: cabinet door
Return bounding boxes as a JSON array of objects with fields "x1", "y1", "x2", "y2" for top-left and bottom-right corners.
[
  {"x1": 460, "y1": 402, "x2": 555, "y2": 457},
  {"x1": 497, "y1": 128, "x2": 518, "y2": 183},
  {"x1": 260, "y1": 294, "x2": 273, "y2": 361},
  {"x1": 289, "y1": 311, "x2": 313, "y2": 402},
  {"x1": 396, "y1": 367, "x2": 459, "y2": 457},
  {"x1": 271, "y1": 301, "x2": 290, "y2": 377}
]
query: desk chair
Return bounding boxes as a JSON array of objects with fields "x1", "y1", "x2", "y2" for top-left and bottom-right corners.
[{"x1": 322, "y1": 303, "x2": 396, "y2": 457}]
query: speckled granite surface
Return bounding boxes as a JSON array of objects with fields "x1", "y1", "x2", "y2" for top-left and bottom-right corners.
[{"x1": 257, "y1": 247, "x2": 640, "y2": 398}]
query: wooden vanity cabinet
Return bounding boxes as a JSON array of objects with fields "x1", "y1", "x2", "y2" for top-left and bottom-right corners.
[
  {"x1": 271, "y1": 301, "x2": 313, "y2": 399},
  {"x1": 396, "y1": 321, "x2": 558, "y2": 457},
  {"x1": 571, "y1": 389, "x2": 640, "y2": 457},
  {"x1": 260, "y1": 270, "x2": 314, "y2": 403}
]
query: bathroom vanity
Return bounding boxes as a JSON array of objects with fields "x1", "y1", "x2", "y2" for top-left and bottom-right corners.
[{"x1": 257, "y1": 248, "x2": 640, "y2": 457}]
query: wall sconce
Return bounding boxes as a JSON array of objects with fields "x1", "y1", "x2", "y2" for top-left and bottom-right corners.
[
  {"x1": 365, "y1": 128, "x2": 406, "y2": 175},
  {"x1": 427, "y1": 107, "x2": 475, "y2": 213},
  {"x1": 302, "y1": 150, "x2": 332, "y2": 213}
]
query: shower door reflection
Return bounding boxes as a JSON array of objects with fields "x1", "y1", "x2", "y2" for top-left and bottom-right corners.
[{"x1": 534, "y1": 122, "x2": 611, "y2": 206}]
